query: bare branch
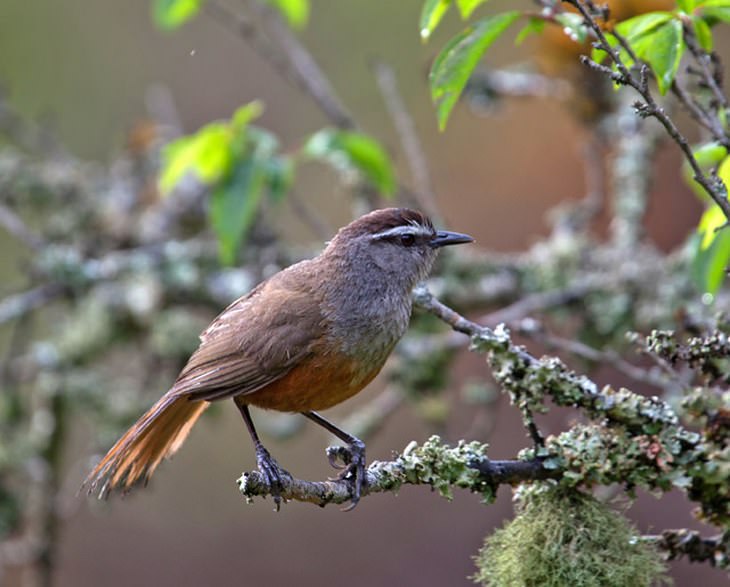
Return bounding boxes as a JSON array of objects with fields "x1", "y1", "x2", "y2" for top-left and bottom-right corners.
[
  {"x1": 565, "y1": 0, "x2": 730, "y2": 221},
  {"x1": 643, "y1": 529, "x2": 729, "y2": 568},
  {"x1": 244, "y1": 0, "x2": 355, "y2": 129},
  {"x1": 513, "y1": 318, "x2": 669, "y2": 389},
  {"x1": 466, "y1": 68, "x2": 573, "y2": 102},
  {"x1": 372, "y1": 60, "x2": 440, "y2": 219},
  {"x1": 481, "y1": 284, "x2": 590, "y2": 326},
  {"x1": 0, "y1": 283, "x2": 65, "y2": 326},
  {"x1": 204, "y1": 1, "x2": 353, "y2": 129},
  {"x1": 0, "y1": 202, "x2": 45, "y2": 251}
]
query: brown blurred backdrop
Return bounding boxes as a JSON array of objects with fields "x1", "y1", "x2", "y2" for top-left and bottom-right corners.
[{"x1": 0, "y1": 1, "x2": 726, "y2": 585}]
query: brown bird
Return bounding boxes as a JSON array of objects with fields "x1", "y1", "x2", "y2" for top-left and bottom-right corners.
[{"x1": 84, "y1": 208, "x2": 473, "y2": 508}]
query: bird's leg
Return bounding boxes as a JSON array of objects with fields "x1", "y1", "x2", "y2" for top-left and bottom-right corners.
[
  {"x1": 303, "y1": 411, "x2": 366, "y2": 511},
  {"x1": 236, "y1": 401, "x2": 288, "y2": 510}
]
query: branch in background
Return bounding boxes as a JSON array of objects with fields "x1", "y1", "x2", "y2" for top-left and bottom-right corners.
[
  {"x1": 0, "y1": 284, "x2": 66, "y2": 326},
  {"x1": 0, "y1": 202, "x2": 45, "y2": 251},
  {"x1": 286, "y1": 190, "x2": 333, "y2": 241},
  {"x1": 204, "y1": 1, "x2": 352, "y2": 127},
  {"x1": 465, "y1": 68, "x2": 573, "y2": 104},
  {"x1": 339, "y1": 384, "x2": 405, "y2": 441},
  {"x1": 566, "y1": 0, "x2": 730, "y2": 221},
  {"x1": 606, "y1": 92, "x2": 663, "y2": 246},
  {"x1": 682, "y1": 27, "x2": 728, "y2": 121},
  {"x1": 513, "y1": 318, "x2": 670, "y2": 389},
  {"x1": 412, "y1": 285, "x2": 695, "y2": 437},
  {"x1": 372, "y1": 60, "x2": 440, "y2": 219},
  {"x1": 555, "y1": 134, "x2": 606, "y2": 232},
  {"x1": 247, "y1": 0, "x2": 354, "y2": 129},
  {"x1": 643, "y1": 529, "x2": 729, "y2": 568},
  {"x1": 0, "y1": 88, "x2": 62, "y2": 155},
  {"x1": 481, "y1": 283, "x2": 590, "y2": 326}
]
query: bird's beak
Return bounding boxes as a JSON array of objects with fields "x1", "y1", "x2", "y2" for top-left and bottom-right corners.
[{"x1": 429, "y1": 230, "x2": 475, "y2": 248}]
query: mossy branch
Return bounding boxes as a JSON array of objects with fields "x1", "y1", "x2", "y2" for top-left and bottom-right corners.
[
  {"x1": 413, "y1": 287, "x2": 728, "y2": 526},
  {"x1": 239, "y1": 435, "x2": 555, "y2": 507}
]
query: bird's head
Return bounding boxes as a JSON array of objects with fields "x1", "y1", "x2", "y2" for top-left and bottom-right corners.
[{"x1": 325, "y1": 208, "x2": 474, "y2": 287}]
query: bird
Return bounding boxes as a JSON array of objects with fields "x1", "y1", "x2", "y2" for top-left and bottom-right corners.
[{"x1": 84, "y1": 208, "x2": 473, "y2": 508}]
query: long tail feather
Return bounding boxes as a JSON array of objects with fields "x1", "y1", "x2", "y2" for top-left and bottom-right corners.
[{"x1": 84, "y1": 393, "x2": 209, "y2": 497}]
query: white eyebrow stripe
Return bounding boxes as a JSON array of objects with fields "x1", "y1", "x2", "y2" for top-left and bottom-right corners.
[{"x1": 370, "y1": 224, "x2": 433, "y2": 240}]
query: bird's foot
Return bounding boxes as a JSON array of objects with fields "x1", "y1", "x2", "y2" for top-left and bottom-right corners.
[
  {"x1": 326, "y1": 439, "x2": 366, "y2": 511},
  {"x1": 255, "y1": 444, "x2": 289, "y2": 511}
]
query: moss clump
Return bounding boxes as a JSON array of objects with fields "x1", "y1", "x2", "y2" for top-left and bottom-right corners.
[{"x1": 472, "y1": 485, "x2": 669, "y2": 587}]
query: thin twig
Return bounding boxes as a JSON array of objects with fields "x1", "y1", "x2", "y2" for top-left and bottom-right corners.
[
  {"x1": 514, "y1": 318, "x2": 669, "y2": 389},
  {"x1": 643, "y1": 529, "x2": 728, "y2": 567},
  {"x1": 287, "y1": 191, "x2": 333, "y2": 241},
  {"x1": 204, "y1": 1, "x2": 352, "y2": 128},
  {"x1": 0, "y1": 284, "x2": 65, "y2": 326},
  {"x1": 566, "y1": 0, "x2": 730, "y2": 221},
  {"x1": 682, "y1": 25, "x2": 728, "y2": 113},
  {"x1": 466, "y1": 68, "x2": 573, "y2": 102},
  {"x1": 0, "y1": 202, "x2": 45, "y2": 251},
  {"x1": 243, "y1": 0, "x2": 355, "y2": 129},
  {"x1": 481, "y1": 284, "x2": 590, "y2": 326},
  {"x1": 372, "y1": 60, "x2": 440, "y2": 219}
]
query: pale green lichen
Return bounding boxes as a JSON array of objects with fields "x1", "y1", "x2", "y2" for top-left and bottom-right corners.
[
  {"x1": 396, "y1": 435, "x2": 493, "y2": 502},
  {"x1": 472, "y1": 485, "x2": 670, "y2": 587}
]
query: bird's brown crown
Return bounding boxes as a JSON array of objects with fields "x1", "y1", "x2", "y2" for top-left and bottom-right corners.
[{"x1": 334, "y1": 208, "x2": 434, "y2": 241}]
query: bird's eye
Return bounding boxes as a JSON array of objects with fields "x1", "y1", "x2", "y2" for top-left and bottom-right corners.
[{"x1": 400, "y1": 233, "x2": 416, "y2": 247}]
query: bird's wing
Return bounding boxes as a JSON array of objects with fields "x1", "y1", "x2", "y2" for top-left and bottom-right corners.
[{"x1": 172, "y1": 268, "x2": 325, "y2": 402}]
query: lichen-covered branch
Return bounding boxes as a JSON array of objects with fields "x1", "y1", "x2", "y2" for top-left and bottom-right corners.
[
  {"x1": 239, "y1": 435, "x2": 555, "y2": 507},
  {"x1": 643, "y1": 529, "x2": 729, "y2": 568},
  {"x1": 413, "y1": 286, "x2": 728, "y2": 525}
]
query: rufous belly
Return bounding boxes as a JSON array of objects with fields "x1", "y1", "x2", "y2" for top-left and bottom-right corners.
[{"x1": 244, "y1": 350, "x2": 384, "y2": 412}]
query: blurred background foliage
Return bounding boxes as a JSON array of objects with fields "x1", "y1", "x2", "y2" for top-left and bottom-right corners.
[{"x1": 0, "y1": 0, "x2": 729, "y2": 585}]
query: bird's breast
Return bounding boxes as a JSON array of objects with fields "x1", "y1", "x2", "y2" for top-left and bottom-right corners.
[{"x1": 324, "y1": 286, "x2": 412, "y2": 364}]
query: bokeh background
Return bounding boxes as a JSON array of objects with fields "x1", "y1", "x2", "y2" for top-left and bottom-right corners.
[{"x1": 0, "y1": 0, "x2": 726, "y2": 585}]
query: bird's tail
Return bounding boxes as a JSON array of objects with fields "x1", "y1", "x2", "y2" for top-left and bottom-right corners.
[{"x1": 83, "y1": 393, "x2": 209, "y2": 497}]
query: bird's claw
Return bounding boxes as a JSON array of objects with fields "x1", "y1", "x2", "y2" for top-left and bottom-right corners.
[
  {"x1": 326, "y1": 445, "x2": 349, "y2": 470},
  {"x1": 255, "y1": 444, "x2": 289, "y2": 511},
  {"x1": 326, "y1": 441, "x2": 366, "y2": 511}
]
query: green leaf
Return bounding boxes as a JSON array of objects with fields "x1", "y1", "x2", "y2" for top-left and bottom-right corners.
[
  {"x1": 615, "y1": 12, "x2": 673, "y2": 40},
  {"x1": 303, "y1": 129, "x2": 396, "y2": 196},
  {"x1": 698, "y1": 0, "x2": 730, "y2": 23},
  {"x1": 263, "y1": 156, "x2": 295, "y2": 202},
  {"x1": 691, "y1": 207, "x2": 730, "y2": 294},
  {"x1": 152, "y1": 0, "x2": 203, "y2": 30},
  {"x1": 698, "y1": 203, "x2": 727, "y2": 250},
  {"x1": 210, "y1": 158, "x2": 267, "y2": 265},
  {"x1": 630, "y1": 19, "x2": 684, "y2": 94},
  {"x1": 515, "y1": 17, "x2": 545, "y2": 45},
  {"x1": 159, "y1": 123, "x2": 232, "y2": 194},
  {"x1": 700, "y1": 6, "x2": 730, "y2": 23},
  {"x1": 429, "y1": 11, "x2": 520, "y2": 130},
  {"x1": 693, "y1": 142, "x2": 728, "y2": 168},
  {"x1": 231, "y1": 101, "x2": 264, "y2": 131},
  {"x1": 420, "y1": 0, "x2": 452, "y2": 41},
  {"x1": 456, "y1": 0, "x2": 490, "y2": 19},
  {"x1": 677, "y1": 0, "x2": 697, "y2": 11},
  {"x1": 259, "y1": 0, "x2": 309, "y2": 29},
  {"x1": 692, "y1": 15, "x2": 714, "y2": 50}
]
